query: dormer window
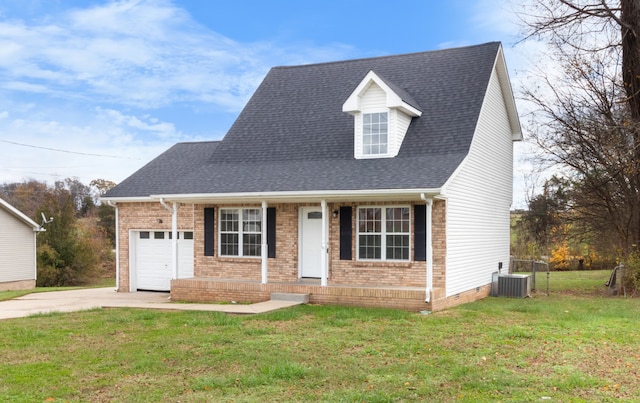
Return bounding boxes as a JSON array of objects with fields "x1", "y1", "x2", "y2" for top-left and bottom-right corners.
[
  {"x1": 343, "y1": 71, "x2": 422, "y2": 160},
  {"x1": 363, "y1": 112, "x2": 388, "y2": 156}
]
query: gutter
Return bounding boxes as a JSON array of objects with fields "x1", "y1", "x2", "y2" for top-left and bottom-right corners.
[
  {"x1": 159, "y1": 198, "x2": 179, "y2": 281},
  {"x1": 420, "y1": 193, "x2": 433, "y2": 303}
]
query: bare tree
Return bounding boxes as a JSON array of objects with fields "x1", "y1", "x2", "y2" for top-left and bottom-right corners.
[{"x1": 519, "y1": 0, "x2": 640, "y2": 255}]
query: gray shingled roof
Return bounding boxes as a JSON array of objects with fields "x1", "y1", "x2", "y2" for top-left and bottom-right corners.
[
  {"x1": 106, "y1": 141, "x2": 220, "y2": 197},
  {"x1": 106, "y1": 42, "x2": 500, "y2": 198}
]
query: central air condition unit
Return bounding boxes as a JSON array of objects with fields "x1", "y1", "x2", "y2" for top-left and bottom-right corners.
[{"x1": 497, "y1": 274, "x2": 531, "y2": 298}]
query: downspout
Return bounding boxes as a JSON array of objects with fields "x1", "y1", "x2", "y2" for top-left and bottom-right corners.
[
  {"x1": 420, "y1": 194, "x2": 433, "y2": 303},
  {"x1": 321, "y1": 200, "x2": 328, "y2": 286},
  {"x1": 106, "y1": 201, "x2": 119, "y2": 292},
  {"x1": 261, "y1": 201, "x2": 268, "y2": 284},
  {"x1": 159, "y1": 198, "x2": 178, "y2": 280}
]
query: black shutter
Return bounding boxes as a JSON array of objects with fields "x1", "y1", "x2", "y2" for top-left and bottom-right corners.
[
  {"x1": 267, "y1": 207, "x2": 276, "y2": 258},
  {"x1": 414, "y1": 205, "x2": 426, "y2": 261},
  {"x1": 204, "y1": 207, "x2": 215, "y2": 256},
  {"x1": 339, "y1": 206, "x2": 352, "y2": 260}
]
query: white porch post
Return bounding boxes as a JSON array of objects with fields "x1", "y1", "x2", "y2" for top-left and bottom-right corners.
[
  {"x1": 113, "y1": 204, "x2": 119, "y2": 291},
  {"x1": 321, "y1": 199, "x2": 328, "y2": 286},
  {"x1": 171, "y1": 202, "x2": 178, "y2": 280},
  {"x1": 425, "y1": 198, "x2": 433, "y2": 302},
  {"x1": 261, "y1": 201, "x2": 268, "y2": 284}
]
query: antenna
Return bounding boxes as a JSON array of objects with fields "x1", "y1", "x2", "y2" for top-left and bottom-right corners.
[{"x1": 41, "y1": 212, "x2": 54, "y2": 226}]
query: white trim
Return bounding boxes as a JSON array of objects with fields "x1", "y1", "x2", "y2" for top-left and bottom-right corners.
[
  {"x1": 113, "y1": 203, "x2": 119, "y2": 291},
  {"x1": 261, "y1": 201, "x2": 268, "y2": 284},
  {"x1": 321, "y1": 200, "x2": 328, "y2": 286},
  {"x1": 218, "y1": 207, "x2": 263, "y2": 259},
  {"x1": 0, "y1": 198, "x2": 41, "y2": 230},
  {"x1": 493, "y1": 45, "x2": 522, "y2": 140},
  {"x1": 149, "y1": 188, "x2": 442, "y2": 204},
  {"x1": 420, "y1": 194, "x2": 433, "y2": 303},
  {"x1": 343, "y1": 70, "x2": 422, "y2": 117},
  {"x1": 171, "y1": 202, "x2": 178, "y2": 280}
]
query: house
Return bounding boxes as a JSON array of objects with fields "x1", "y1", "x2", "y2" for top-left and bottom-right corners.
[
  {"x1": 102, "y1": 42, "x2": 522, "y2": 311},
  {"x1": 0, "y1": 198, "x2": 41, "y2": 291}
]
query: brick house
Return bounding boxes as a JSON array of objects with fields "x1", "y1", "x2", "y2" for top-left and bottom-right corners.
[{"x1": 103, "y1": 42, "x2": 522, "y2": 311}]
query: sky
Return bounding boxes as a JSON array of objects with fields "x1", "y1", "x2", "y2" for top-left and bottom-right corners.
[{"x1": 0, "y1": 0, "x2": 535, "y2": 207}]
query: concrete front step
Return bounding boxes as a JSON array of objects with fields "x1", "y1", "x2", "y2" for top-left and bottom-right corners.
[{"x1": 270, "y1": 292, "x2": 310, "y2": 303}]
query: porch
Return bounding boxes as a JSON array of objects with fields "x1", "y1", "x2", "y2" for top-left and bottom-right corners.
[{"x1": 171, "y1": 277, "x2": 430, "y2": 311}]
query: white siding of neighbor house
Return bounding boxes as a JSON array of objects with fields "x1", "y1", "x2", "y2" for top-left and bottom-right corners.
[
  {"x1": 0, "y1": 208, "x2": 36, "y2": 284},
  {"x1": 443, "y1": 65, "x2": 514, "y2": 297}
]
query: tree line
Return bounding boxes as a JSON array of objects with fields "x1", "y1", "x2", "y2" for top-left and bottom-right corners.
[
  {"x1": 0, "y1": 178, "x2": 115, "y2": 287},
  {"x1": 513, "y1": 0, "x2": 640, "y2": 292}
]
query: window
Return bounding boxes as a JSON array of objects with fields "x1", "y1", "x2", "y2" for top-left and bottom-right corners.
[
  {"x1": 357, "y1": 207, "x2": 410, "y2": 261},
  {"x1": 363, "y1": 112, "x2": 388, "y2": 156},
  {"x1": 219, "y1": 208, "x2": 262, "y2": 257},
  {"x1": 154, "y1": 231, "x2": 165, "y2": 239},
  {"x1": 139, "y1": 231, "x2": 150, "y2": 239}
]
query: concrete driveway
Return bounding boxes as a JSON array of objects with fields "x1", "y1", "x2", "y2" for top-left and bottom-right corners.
[{"x1": 0, "y1": 288, "x2": 304, "y2": 320}]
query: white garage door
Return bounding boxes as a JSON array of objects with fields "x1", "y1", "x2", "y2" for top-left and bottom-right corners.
[{"x1": 134, "y1": 230, "x2": 194, "y2": 291}]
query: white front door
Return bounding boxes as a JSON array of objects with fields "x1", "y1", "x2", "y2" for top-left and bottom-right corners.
[{"x1": 300, "y1": 208, "x2": 323, "y2": 278}]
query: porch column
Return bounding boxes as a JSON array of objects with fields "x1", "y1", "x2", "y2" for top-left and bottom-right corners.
[
  {"x1": 321, "y1": 199, "x2": 328, "y2": 286},
  {"x1": 171, "y1": 202, "x2": 178, "y2": 280},
  {"x1": 425, "y1": 198, "x2": 433, "y2": 302},
  {"x1": 261, "y1": 201, "x2": 268, "y2": 284},
  {"x1": 110, "y1": 202, "x2": 119, "y2": 291}
]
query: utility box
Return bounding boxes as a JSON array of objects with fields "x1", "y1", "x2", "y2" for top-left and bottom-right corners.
[{"x1": 497, "y1": 274, "x2": 531, "y2": 298}]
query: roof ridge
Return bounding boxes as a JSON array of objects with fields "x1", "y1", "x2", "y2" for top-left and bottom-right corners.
[{"x1": 270, "y1": 41, "x2": 501, "y2": 70}]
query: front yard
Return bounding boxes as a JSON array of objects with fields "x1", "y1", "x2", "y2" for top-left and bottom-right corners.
[{"x1": 1, "y1": 270, "x2": 639, "y2": 402}]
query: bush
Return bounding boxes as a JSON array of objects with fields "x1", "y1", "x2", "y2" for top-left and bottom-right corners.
[{"x1": 622, "y1": 252, "x2": 640, "y2": 296}]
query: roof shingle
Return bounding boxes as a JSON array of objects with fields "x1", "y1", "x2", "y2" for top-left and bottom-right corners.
[{"x1": 106, "y1": 42, "x2": 501, "y2": 198}]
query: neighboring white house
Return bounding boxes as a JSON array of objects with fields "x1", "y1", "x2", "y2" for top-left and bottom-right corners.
[{"x1": 0, "y1": 198, "x2": 41, "y2": 291}]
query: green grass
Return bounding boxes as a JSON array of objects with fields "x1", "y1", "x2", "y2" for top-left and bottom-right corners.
[{"x1": 1, "y1": 271, "x2": 639, "y2": 402}]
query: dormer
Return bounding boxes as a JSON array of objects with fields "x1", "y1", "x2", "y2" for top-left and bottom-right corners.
[{"x1": 343, "y1": 70, "x2": 422, "y2": 159}]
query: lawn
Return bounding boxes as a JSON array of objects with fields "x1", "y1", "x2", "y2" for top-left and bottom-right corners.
[{"x1": 1, "y1": 271, "x2": 639, "y2": 402}]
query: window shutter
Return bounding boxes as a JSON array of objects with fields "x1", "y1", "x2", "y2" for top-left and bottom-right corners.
[
  {"x1": 414, "y1": 205, "x2": 426, "y2": 261},
  {"x1": 267, "y1": 207, "x2": 276, "y2": 258},
  {"x1": 339, "y1": 206, "x2": 352, "y2": 260},
  {"x1": 204, "y1": 208, "x2": 215, "y2": 256}
]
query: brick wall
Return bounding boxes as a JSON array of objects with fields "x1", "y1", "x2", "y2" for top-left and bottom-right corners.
[
  {"x1": 328, "y1": 202, "x2": 439, "y2": 288},
  {"x1": 116, "y1": 202, "x2": 196, "y2": 292},
  {"x1": 117, "y1": 200, "x2": 449, "y2": 294}
]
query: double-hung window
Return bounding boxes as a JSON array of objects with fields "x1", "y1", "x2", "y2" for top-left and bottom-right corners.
[
  {"x1": 362, "y1": 112, "x2": 388, "y2": 156},
  {"x1": 219, "y1": 208, "x2": 262, "y2": 257},
  {"x1": 357, "y1": 206, "x2": 410, "y2": 261}
]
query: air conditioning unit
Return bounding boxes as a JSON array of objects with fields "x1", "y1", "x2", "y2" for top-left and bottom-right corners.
[{"x1": 497, "y1": 274, "x2": 531, "y2": 298}]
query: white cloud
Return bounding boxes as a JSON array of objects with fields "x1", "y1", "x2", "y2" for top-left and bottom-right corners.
[
  {"x1": 0, "y1": 106, "x2": 183, "y2": 184},
  {"x1": 0, "y1": 0, "x2": 275, "y2": 110}
]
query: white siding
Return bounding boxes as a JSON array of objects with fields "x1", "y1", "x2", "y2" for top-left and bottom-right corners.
[
  {"x1": 359, "y1": 83, "x2": 387, "y2": 109},
  {"x1": 394, "y1": 110, "x2": 413, "y2": 156},
  {"x1": 0, "y1": 208, "x2": 36, "y2": 283},
  {"x1": 353, "y1": 83, "x2": 414, "y2": 159},
  {"x1": 444, "y1": 67, "x2": 514, "y2": 297}
]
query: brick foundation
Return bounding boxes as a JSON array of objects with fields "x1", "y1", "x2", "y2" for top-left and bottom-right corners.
[{"x1": 0, "y1": 279, "x2": 35, "y2": 292}]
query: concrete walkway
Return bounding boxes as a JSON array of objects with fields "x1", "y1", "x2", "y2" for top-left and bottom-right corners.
[{"x1": 0, "y1": 288, "x2": 304, "y2": 320}]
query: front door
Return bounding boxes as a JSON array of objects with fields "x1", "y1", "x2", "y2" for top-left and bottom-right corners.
[{"x1": 300, "y1": 207, "x2": 323, "y2": 278}]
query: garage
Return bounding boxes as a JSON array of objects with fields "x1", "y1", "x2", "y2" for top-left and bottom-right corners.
[{"x1": 132, "y1": 230, "x2": 194, "y2": 291}]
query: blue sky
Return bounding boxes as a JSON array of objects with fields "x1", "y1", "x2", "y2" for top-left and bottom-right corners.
[{"x1": 0, "y1": 0, "x2": 532, "y2": 206}]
